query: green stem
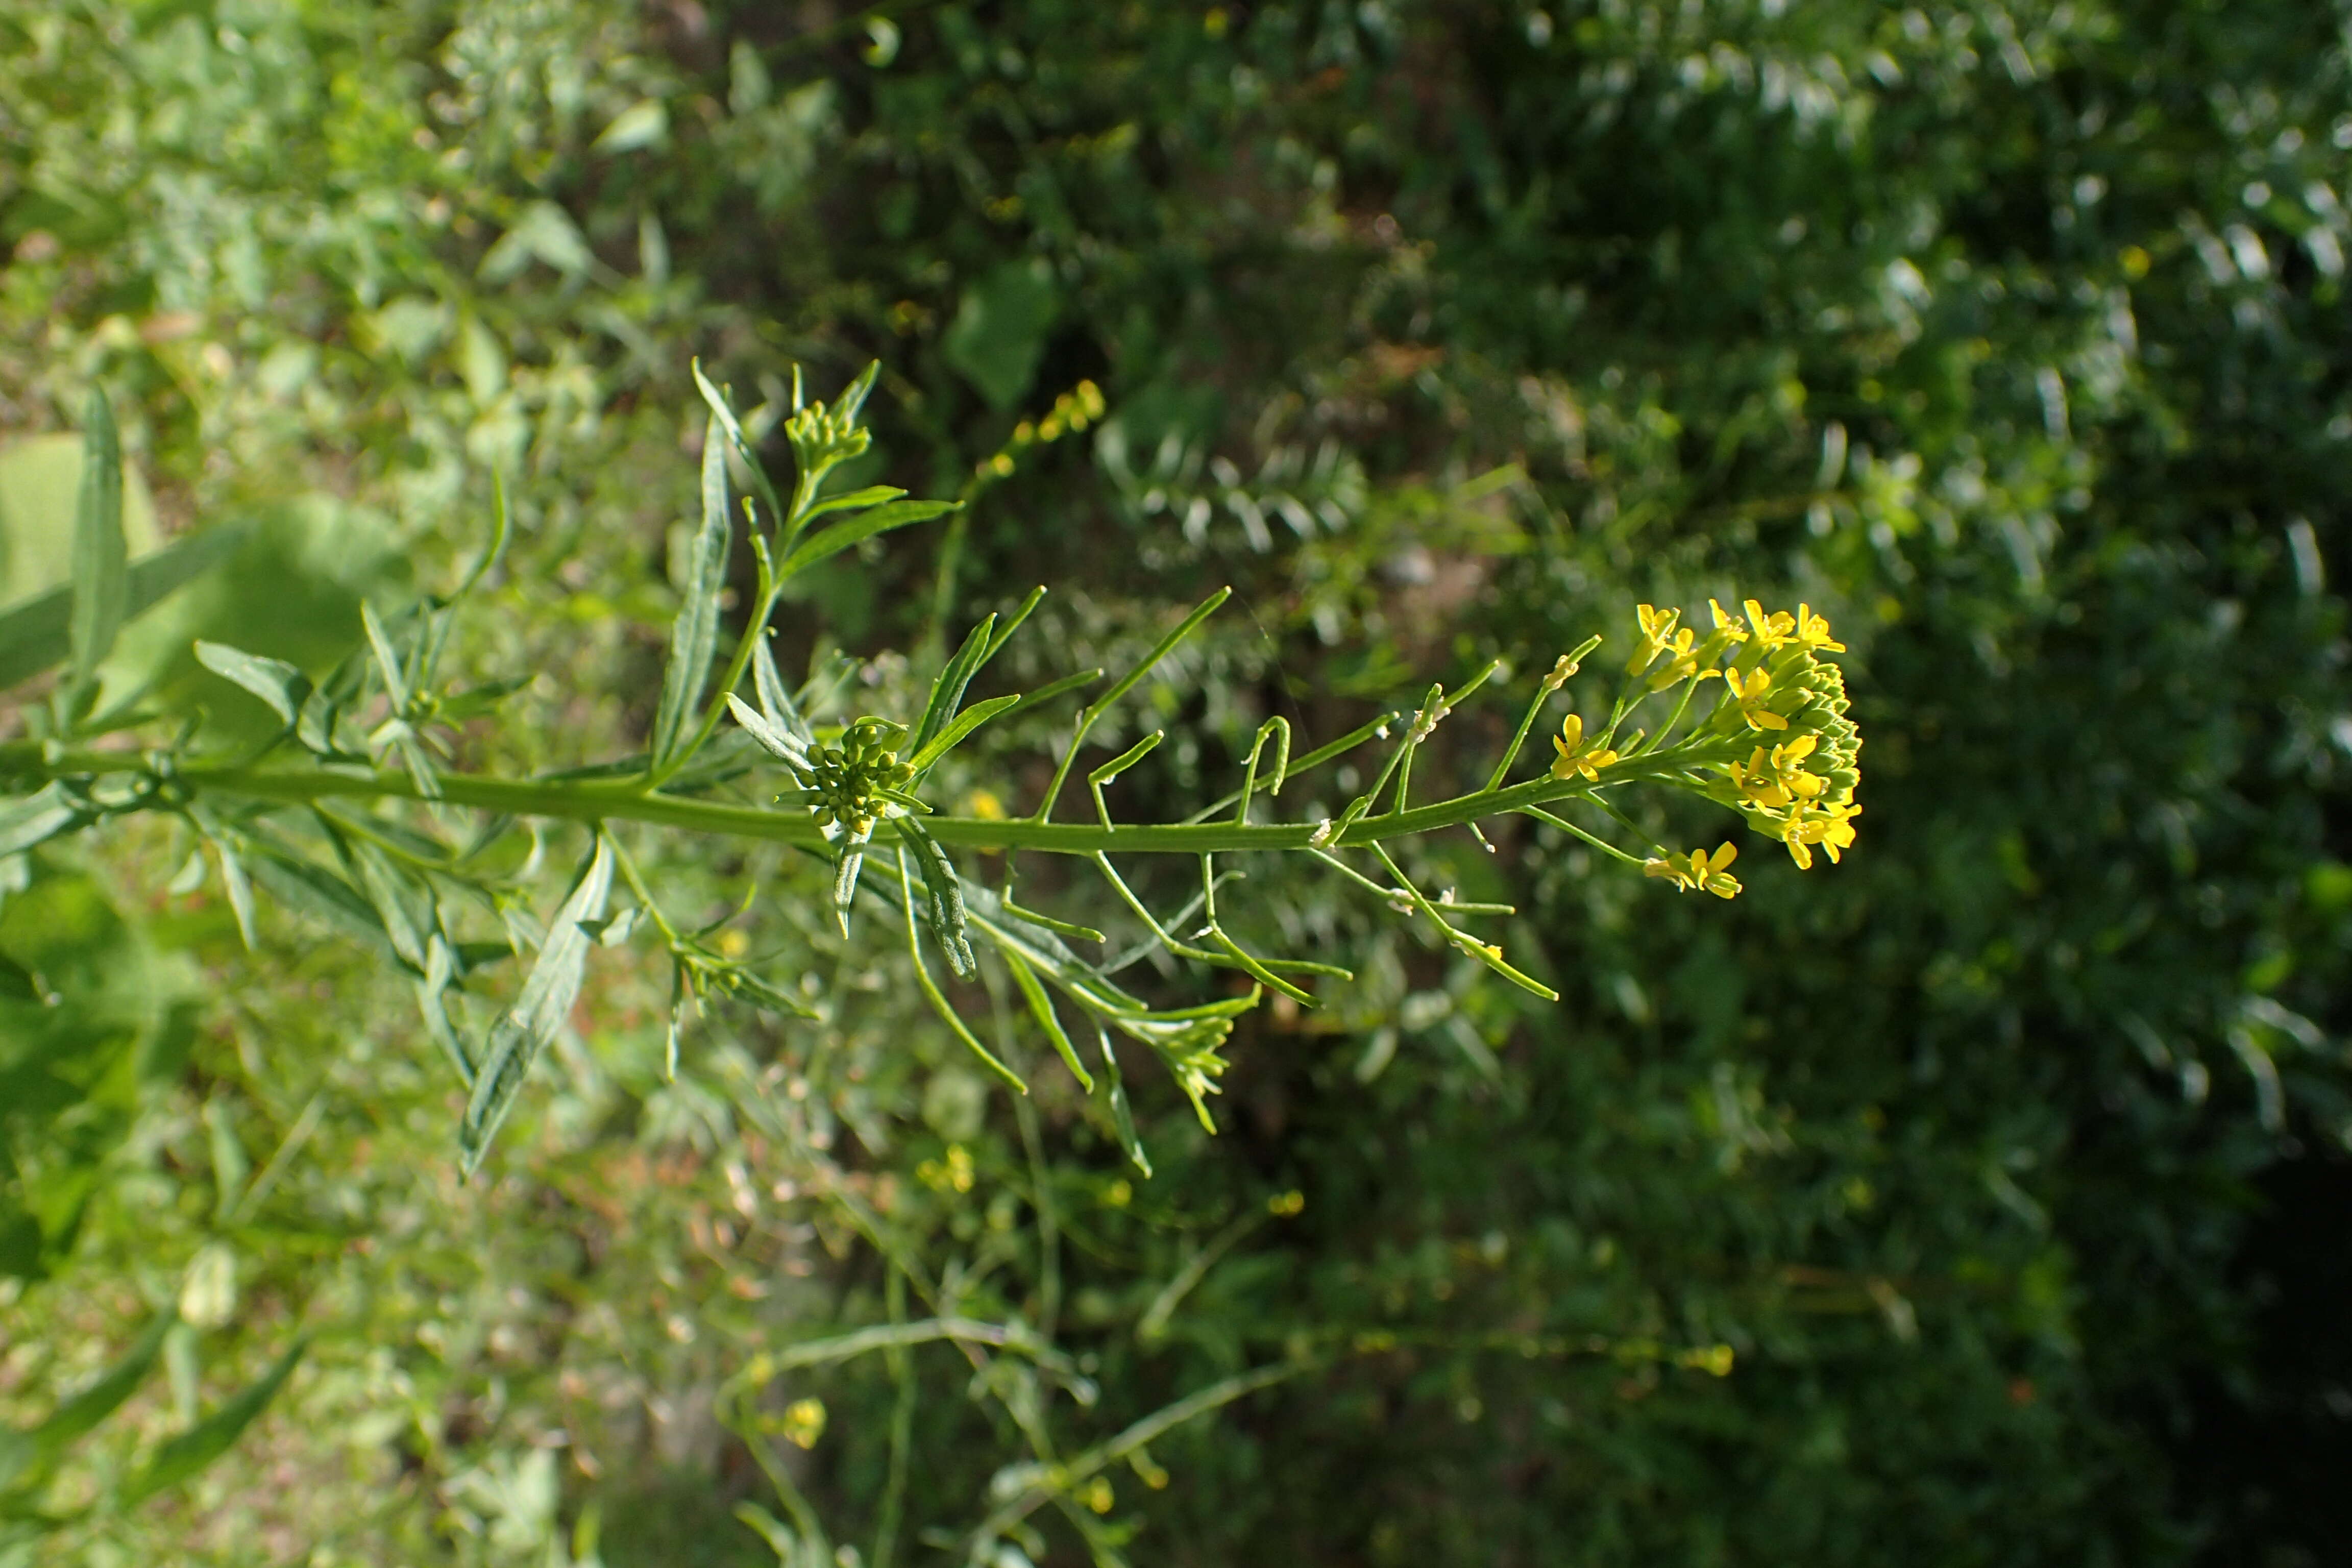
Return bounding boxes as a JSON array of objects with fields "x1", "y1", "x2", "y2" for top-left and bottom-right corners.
[{"x1": 7, "y1": 744, "x2": 1705, "y2": 858}]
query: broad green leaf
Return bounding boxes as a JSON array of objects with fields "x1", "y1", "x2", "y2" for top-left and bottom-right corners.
[
  {"x1": 0, "y1": 787, "x2": 85, "y2": 858},
  {"x1": 0, "y1": 525, "x2": 244, "y2": 692},
  {"x1": 192, "y1": 642, "x2": 310, "y2": 727},
  {"x1": 27, "y1": 1307, "x2": 175, "y2": 1457},
  {"x1": 460, "y1": 837, "x2": 614, "y2": 1173},
  {"x1": 654, "y1": 414, "x2": 733, "y2": 767},
  {"x1": 775, "y1": 499, "x2": 955, "y2": 580},
  {"x1": 116, "y1": 1334, "x2": 307, "y2": 1507},
  {"x1": 65, "y1": 391, "x2": 127, "y2": 707}
]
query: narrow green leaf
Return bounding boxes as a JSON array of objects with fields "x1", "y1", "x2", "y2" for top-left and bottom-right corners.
[
  {"x1": 901, "y1": 820, "x2": 974, "y2": 976},
  {"x1": 896, "y1": 849, "x2": 1025, "y2": 1093},
  {"x1": 203, "y1": 831, "x2": 258, "y2": 951},
  {"x1": 0, "y1": 523, "x2": 248, "y2": 692},
  {"x1": 689, "y1": 359, "x2": 784, "y2": 528},
  {"x1": 117, "y1": 1334, "x2": 308, "y2": 1507},
  {"x1": 905, "y1": 694, "x2": 1019, "y2": 777},
  {"x1": 803, "y1": 483, "x2": 907, "y2": 520},
  {"x1": 1004, "y1": 947, "x2": 1091, "y2": 1092},
  {"x1": 245, "y1": 843, "x2": 395, "y2": 957},
  {"x1": 193, "y1": 642, "x2": 311, "y2": 727},
  {"x1": 996, "y1": 667, "x2": 1102, "y2": 725},
  {"x1": 30, "y1": 1307, "x2": 176, "y2": 1456},
  {"x1": 654, "y1": 414, "x2": 733, "y2": 767},
  {"x1": 911, "y1": 614, "x2": 996, "y2": 757},
  {"x1": 359, "y1": 601, "x2": 409, "y2": 713},
  {"x1": 0, "y1": 787, "x2": 85, "y2": 857},
  {"x1": 347, "y1": 839, "x2": 432, "y2": 971},
  {"x1": 775, "y1": 499, "x2": 956, "y2": 580},
  {"x1": 1092, "y1": 1023, "x2": 1150, "y2": 1178},
  {"x1": 1090, "y1": 586, "x2": 1231, "y2": 718},
  {"x1": 65, "y1": 389, "x2": 127, "y2": 705},
  {"x1": 725, "y1": 694, "x2": 809, "y2": 772},
  {"x1": 750, "y1": 632, "x2": 806, "y2": 739},
  {"x1": 460, "y1": 836, "x2": 614, "y2": 1173}
]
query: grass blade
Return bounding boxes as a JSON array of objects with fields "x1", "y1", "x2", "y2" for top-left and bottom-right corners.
[
  {"x1": 116, "y1": 1334, "x2": 308, "y2": 1507},
  {"x1": 28, "y1": 1306, "x2": 175, "y2": 1456}
]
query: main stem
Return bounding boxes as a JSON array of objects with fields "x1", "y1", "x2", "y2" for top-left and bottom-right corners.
[{"x1": 4, "y1": 743, "x2": 1724, "y2": 857}]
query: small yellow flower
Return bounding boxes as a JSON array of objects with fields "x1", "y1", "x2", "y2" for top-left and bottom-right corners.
[
  {"x1": 1709, "y1": 598, "x2": 1750, "y2": 642},
  {"x1": 778, "y1": 1398, "x2": 827, "y2": 1450},
  {"x1": 1724, "y1": 748, "x2": 1790, "y2": 809},
  {"x1": 1783, "y1": 798, "x2": 1860, "y2": 869},
  {"x1": 1625, "y1": 603, "x2": 1681, "y2": 675},
  {"x1": 1646, "y1": 626, "x2": 1725, "y2": 690},
  {"x1": 1743, "y1": 599, "x2": 1796, "y2": 651},
  {"x1": 1793, "y1": 603, "x2": 1845, "y2": 653},
  {"x1": 1725, "y1": 666, "x2": 1788, "y2": 731},
  {"x1": 1644, "y1": 843, "x2": 1741, "y2": 898},
  {"x1": 964, "y1": 788, "x2": 1007, "y2": 820},
  {"x1": 1080, "y1": 1476, "x2": 1116, "y2": 1514},
  {"x1": 1550, "y1": 714, "x2": 1620, "y2": 782}
]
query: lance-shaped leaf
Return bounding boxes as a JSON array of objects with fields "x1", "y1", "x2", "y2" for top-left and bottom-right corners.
[
  {"x1": 1003, "y1": 946, "x2": 1091, "y2": 1092},
  {"x1": 896, "y1": 849, "x2": 1025, "y2": 1092},
  {"x1": 725, "y1": 694, "x2": 810, "y2": 773},
  {"x1": 904, "y1": 694, "x2": 1019, "y2": 779},
  {"x1": 460, "y1": 836, "x2": 614, "y2": 1173},
  {"x1": 1092, "y1": 1021, "x2": 1150, "y2": 1178},
  {"x1": 912, "y1": 614, "x2": 997, "y2": 755},
  {"x1": 774, "y1": 498, "x2": 956, "y2": 580},
  {"x1": 689, "y1": 359, "x2": 784, "y2": 528},
  {"x1": 802, "y1": 482, "x2": 906, "y2": 520},
  {"x1": 193, "y1": 642, "x2": 311, "y2": 728},
  {"x1": 654, "y1": 413, "x2": 733, "y2": 768},
  {"x1": 901, "y1": 819, "x2": 975, "y2": 976},
  {"x1": 116, "y1": 1333, "x2": 308, "y2": 1506},
  {"x1": 0, "y1": 524, "x2": 248, "y2": 692},
  {"x1": 749, "y1": 632, "x2": 808, "y2": 740},
  {"x1": 0, "y1": 786, "x2": 87, "y2": 858},
  {"x1": 64, "y1": 388, "x2": 127, "y2": 710}
]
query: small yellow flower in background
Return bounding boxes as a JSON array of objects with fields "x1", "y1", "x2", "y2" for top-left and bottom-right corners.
[
  {"x1": 1268, "y1": 1189, "x2": 1306, "y2": 1215},
  {"x1": 1550, "y1": 714, "x2": 1620, "y2": 782},
  {"x1": 1626, "y1": 603, "x2": 1681, "y2": 674},
  {"x1": 778, "y1": 1398, "x2": 827, "y2": 1450},
  {"x1": 918, "y1": 1143, "x2": 976, "y2": 1193},
  {"x1": 1081, "y1": 1476, "x2": 1116, "y2": 1514},
  {"x1": 1103, "y1": 1178, "x2": 1133, "y2": 1209},
  {"x1": 716, "y1": 927, "x2": 751, "y2": 959},
  {"x1": 964, "y1": 788, "x2": 1006, "y2": 820},
  {"x1": 1643, "y1": 843, "x2": 1741, "y2": 898},
  {"x1": 1725, "y1": 666, "x2": 1788, "y2": 731},
  {"x1": 1743, "y1": 598, "x2": 1796, "y2": 651},
  {"x1": 1793, "y1": 604, "x2": 1845, "y2": 653}
]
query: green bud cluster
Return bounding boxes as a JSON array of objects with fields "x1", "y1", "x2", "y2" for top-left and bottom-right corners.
[
  {"x1": 808, "y1": 717, "x2": 915, "y2": 838},
  {"x1": 1774, "y1": 652, "x2": 1861, "y2": 800}
]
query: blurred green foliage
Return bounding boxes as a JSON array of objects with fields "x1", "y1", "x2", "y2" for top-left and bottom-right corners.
[{"x1": 3, "y1": 0, "x2": 2349, "y2": 1563}]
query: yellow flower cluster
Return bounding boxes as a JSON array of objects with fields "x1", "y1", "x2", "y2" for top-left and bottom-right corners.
[{"x1": 1622, "y1": 597, "x2": 1865, "y2": 874}]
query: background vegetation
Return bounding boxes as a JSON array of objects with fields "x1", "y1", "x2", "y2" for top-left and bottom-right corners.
[{"x1": 4, "y1": 0, "x2": 2349, "y2": 1562}]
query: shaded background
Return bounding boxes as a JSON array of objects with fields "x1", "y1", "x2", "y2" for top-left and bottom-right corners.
[{"x1": 3, "y1": 0, "x2": 2350, "y2": 1562}]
